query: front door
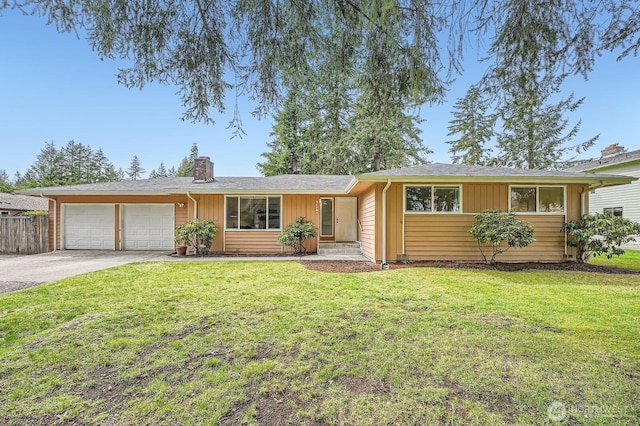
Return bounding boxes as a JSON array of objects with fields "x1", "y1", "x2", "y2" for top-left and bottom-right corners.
[{"x1": 335, "y1": 197, "x2": 357, "y2": 241}]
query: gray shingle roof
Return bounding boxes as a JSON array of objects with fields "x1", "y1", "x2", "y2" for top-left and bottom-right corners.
[
  {"x1": 0, "y1": 193, "x2": 49, "y2": 211},
  {"x1": 17, "y1": 162, "x2": 636, "y2": 197},
  {"x1": 18, "y1": 175, "x2": 356, "y2": 195},
  {"x1": 566, "y1": 149, "x2": 640, "y2": 171},
  {"x1": 358, "y1": 163, "x2": 632, "y2": 181}
]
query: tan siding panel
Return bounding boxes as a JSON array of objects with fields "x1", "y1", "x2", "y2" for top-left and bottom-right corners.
[
  {"x1": 385, "y1": 183, "x2": 404, "y2": 260},
  {"x1": 194, "y1": 194, "x2": 224, "y2": 252},
  {"x1": 463, "y1": 183, "x2": 508, "y2": 213},
  {"x1": 225, "y1": 231, "x2": 282, "y2": 253},
  {"x1": 357, "y1": 187, "x2": 376, "y2": 261},
  {"x1": 403, "y1": 214, "x2": 567, "y2": 261},
  {"x1": 283, "y1": 195, "x2": 319, "y2": 253}
]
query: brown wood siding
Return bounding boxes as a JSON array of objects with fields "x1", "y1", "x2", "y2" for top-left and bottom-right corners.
[
  {"x1": 385, "y1": 183, "x2": 404, "y2": 262},
  {"x1": 403, "y1": 214, "x2": 567, "y2": 261},
  {"x1": 50, "y1": 195, "x2": 188, "y2": 251},
  {"x1": 357, "y1": 186, "x2": 376, "y2": 261},
  {"x1": 225, "y1": 231, "x2": 282, "y2": 253},
  {"x1": 192, "y1": 194, "x2": 224, "y2": 252},
  {"x1": 463, "y1": 184, "x2": 508, "y2": 213},
  {"x1": 282, "y1": 195, "x2": 319, "y2": 253}
]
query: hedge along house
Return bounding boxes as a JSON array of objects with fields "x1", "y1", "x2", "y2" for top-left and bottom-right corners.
[{"x1": 20, "y1": 157, "x2": 635, "y2": 262}]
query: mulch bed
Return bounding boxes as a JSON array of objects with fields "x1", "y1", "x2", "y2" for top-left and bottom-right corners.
[{"x1": 301, "y1": 260, "x2": 639, "y2": 274}]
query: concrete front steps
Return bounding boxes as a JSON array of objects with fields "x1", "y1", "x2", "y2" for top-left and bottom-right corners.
[{"x1": 317, "y1": 242, "x2": 363, "y2": 256}]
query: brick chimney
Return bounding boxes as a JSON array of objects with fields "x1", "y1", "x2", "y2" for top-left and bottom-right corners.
[
  {"x1": 600, "y1": 144, "x2": 626, "y2": 159},
  {"x1": 193, "y1": 156, "x2": 214, "y2": 183}
]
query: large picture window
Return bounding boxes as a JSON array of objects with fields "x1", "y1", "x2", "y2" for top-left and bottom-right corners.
[
  {"x1": 405, "y1": 186, "x2": 461, "y2": 213},
  {"x1": 226, "y1": 196, "x2": 281, "y2": 230},
  {"x1": 510, "y1": 186, "x2": 564, "y2": 213}
]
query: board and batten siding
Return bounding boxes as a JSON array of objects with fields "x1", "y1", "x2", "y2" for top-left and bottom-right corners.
[
  {"x1": 588, "y1": 163, "x2": 640, "y2": 223},
  {"x1": 282, "y1": 194, "x2": 319, "y2": 253},
  {"x1": 403, "y1": 214, "x2": 567, "y2": 261},
  {"x1": 193, "y1": 194, "x2": 225, "y2": 252},
  {"x1": 47, "y1": 195, "x2": 188, "y2": 251},
  {"x1": 224, "y1": 231, "x2": 282, "y2": 253},
  {"x1": 357, "y1": 186, "x2": 377, "y2": 261}
]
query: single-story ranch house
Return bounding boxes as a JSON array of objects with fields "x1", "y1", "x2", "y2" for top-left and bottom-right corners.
[{"x1": 20, "y1": 157, "x2": 636, "y2": 263}]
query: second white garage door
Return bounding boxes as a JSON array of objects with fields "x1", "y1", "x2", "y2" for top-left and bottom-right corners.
[{"x1": 121, "y1": 204, "x2": 175, "y2": 250}]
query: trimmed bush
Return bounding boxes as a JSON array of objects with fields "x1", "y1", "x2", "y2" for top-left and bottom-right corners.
[
  {"x1": 279, "y1": 216, "x2": 317, "y2": 254},
  {"x1": 469, "y1": 210, "x2": 535, "y2": 264},
  {"x1": 564, "y1": 213, "x2": 640, "y2": 263}
]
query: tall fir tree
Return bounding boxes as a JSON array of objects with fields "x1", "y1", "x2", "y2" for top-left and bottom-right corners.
[
  {"x1": 447, "y1": 86, "x2": 496, "y2": 166},
  {"x1": 126, "y1": 155, "x2": 145, "y2": 180},
  {"x1": 176, "y1": 143, "x2": 199, "y2": 177}
]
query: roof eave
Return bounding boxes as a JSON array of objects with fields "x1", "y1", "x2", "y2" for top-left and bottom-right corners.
[
  {"x1": 355, "y1": 174, "x2": 636, "y2": 186},
  {"x1": 17, "y1": 190, "x2": 176, "y2": 197},
  {"x1": 576, "y1": 158, "x2": 640, "y2": 173},
  {"x1": 168, "y1": 188, "x2": 350, "y2": 195}
]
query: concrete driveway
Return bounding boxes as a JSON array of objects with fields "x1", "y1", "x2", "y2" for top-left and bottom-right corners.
[{"x1": 0, "y1": 250, "x2": 171, "y2": 294}]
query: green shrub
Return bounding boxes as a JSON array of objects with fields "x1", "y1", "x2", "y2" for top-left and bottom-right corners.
[
  {"x1": 469, "y1": 210, "x2": 535, "y2": 264},
  {"x1": 279, "y1": 216, "x2": 317, "y2": 254},
  {"x1": 564, "y1": 213, "x2": 640, "y2": 263},
  {"x1": 175, "y1": 219, "x2": 219, "y2": 255}
]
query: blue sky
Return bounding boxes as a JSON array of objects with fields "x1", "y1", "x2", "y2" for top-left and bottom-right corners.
[{"x1": 0, "y1": 9, "x2": 638, "y2": 179}]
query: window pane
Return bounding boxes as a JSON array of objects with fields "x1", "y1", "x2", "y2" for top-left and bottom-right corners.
[
  {"x1": 604, "y1": 207, "x2": 623, "y2": 217},
  {"x1": 268, "y1": 197, "x2": 281, "y2": 229},
  {"x1": 321, "y1": 199, "x2": 333, "y2": 235},
  {"x1": 406, "y1": 186, "x2": 432, "y2": 212},
  {"x1": 511, "y1": 187, "x2": 536, "y2": 212},
  {"x1": 434, "y1": 187, "x2": 460, "y2": 212},
  {"x1": 539, "y1": 187, "x2": 564, "y2": 213},
  {"x1": 226, "y1": 197, "x2": 239, "y2": 229},
  {"x1": 240, "y1": 197, "x2": 267, "y2": 229}
]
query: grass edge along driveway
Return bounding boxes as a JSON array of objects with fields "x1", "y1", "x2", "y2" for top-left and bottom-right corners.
[{"x1": 0, "y1": 259, "x2": 638, "y2": 425}]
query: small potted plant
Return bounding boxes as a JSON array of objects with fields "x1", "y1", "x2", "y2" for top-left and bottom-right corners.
[{"x1": 174, "y1": 232, "x2": 189, "y2": 256}]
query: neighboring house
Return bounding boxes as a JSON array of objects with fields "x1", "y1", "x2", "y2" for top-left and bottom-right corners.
[
  {"x1": 0, "y1": 193, "x2": 49, "y2": 216},
  {"x1": 19, "y1": 156, "x2": 636, "y2": 262},
  {"x1": 568, "y1": 144, "x2": 640, "y2": 223}
]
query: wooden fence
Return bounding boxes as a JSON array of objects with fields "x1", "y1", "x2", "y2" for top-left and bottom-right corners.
[{"x1": 0, "y1": 215, "x2": 49, "y2": 255}]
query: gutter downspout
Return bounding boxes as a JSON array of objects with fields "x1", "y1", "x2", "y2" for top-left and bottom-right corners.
[
  {"x1": 381, "y1": 179, "x2": 392, "y2": 267},
  {"x1": 40, "y1": 194, "x2": 57, "y2": 252},
  {"x1": 186, "y1": 192, "x2": 198, "y2": 219}
]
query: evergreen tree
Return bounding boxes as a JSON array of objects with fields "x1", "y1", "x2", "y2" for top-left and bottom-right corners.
[
  {"x1": 126, "y1": 155, "x2": 145, "y2": 180},
  {"x1": 493, "y1": 72, "x2": 598, "y2": 169},
  {"x1": 149, "y1": 162, "x2": 169, "y2": 179},
  {"x1": 258, "y1": 88, "x2": 315, "y2": 176},
  {"x1": 0, "y1": 170, "x2": 14, "y2": 193},
  {"x1": 447, "y1": 86, "x2": 496, "y2": 166},
  {"x1": 176, "y1": 143, "x2": 199, "y2": 177},
  {"x1": 3, "y1": 1, "x2": 637, "y2": 127},
  {"x1": 22, "y1": 141, "x2": 65, "y2": 187}
]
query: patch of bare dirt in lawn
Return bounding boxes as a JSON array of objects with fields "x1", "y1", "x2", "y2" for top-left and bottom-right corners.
[{"x1": 301, "y1": 260, "x2": 638, "y2": 274}]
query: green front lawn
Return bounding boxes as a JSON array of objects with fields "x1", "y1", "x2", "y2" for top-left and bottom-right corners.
[
  {"x1": 1, "y1": 261, "x2": 638, "y2": 425},
  {"x1": 590, "y1": 249, "x2": 640, "y2": 272}
]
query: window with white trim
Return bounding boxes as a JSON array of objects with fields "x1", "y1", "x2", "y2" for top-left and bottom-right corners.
[
  {"x1": 405, "y1": 186, "x2": 461, "y2": 212},
  {"x1": 603, "y1": 207, "x2": 623, "y2": 217},
  {"x1": 510, "y1": 186, "x2": 564, "y2": 213},
  {"x1": 226, "y1": 196, "x2": 281, "y2": 230}
]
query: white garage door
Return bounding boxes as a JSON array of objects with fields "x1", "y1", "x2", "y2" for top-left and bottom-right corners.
[
  {"x1": 64, "y1": 204, "x2": 115, "y2": 250},
  {"x1": 122, "y1": 204, "x2": 175, "y2": 250}
]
